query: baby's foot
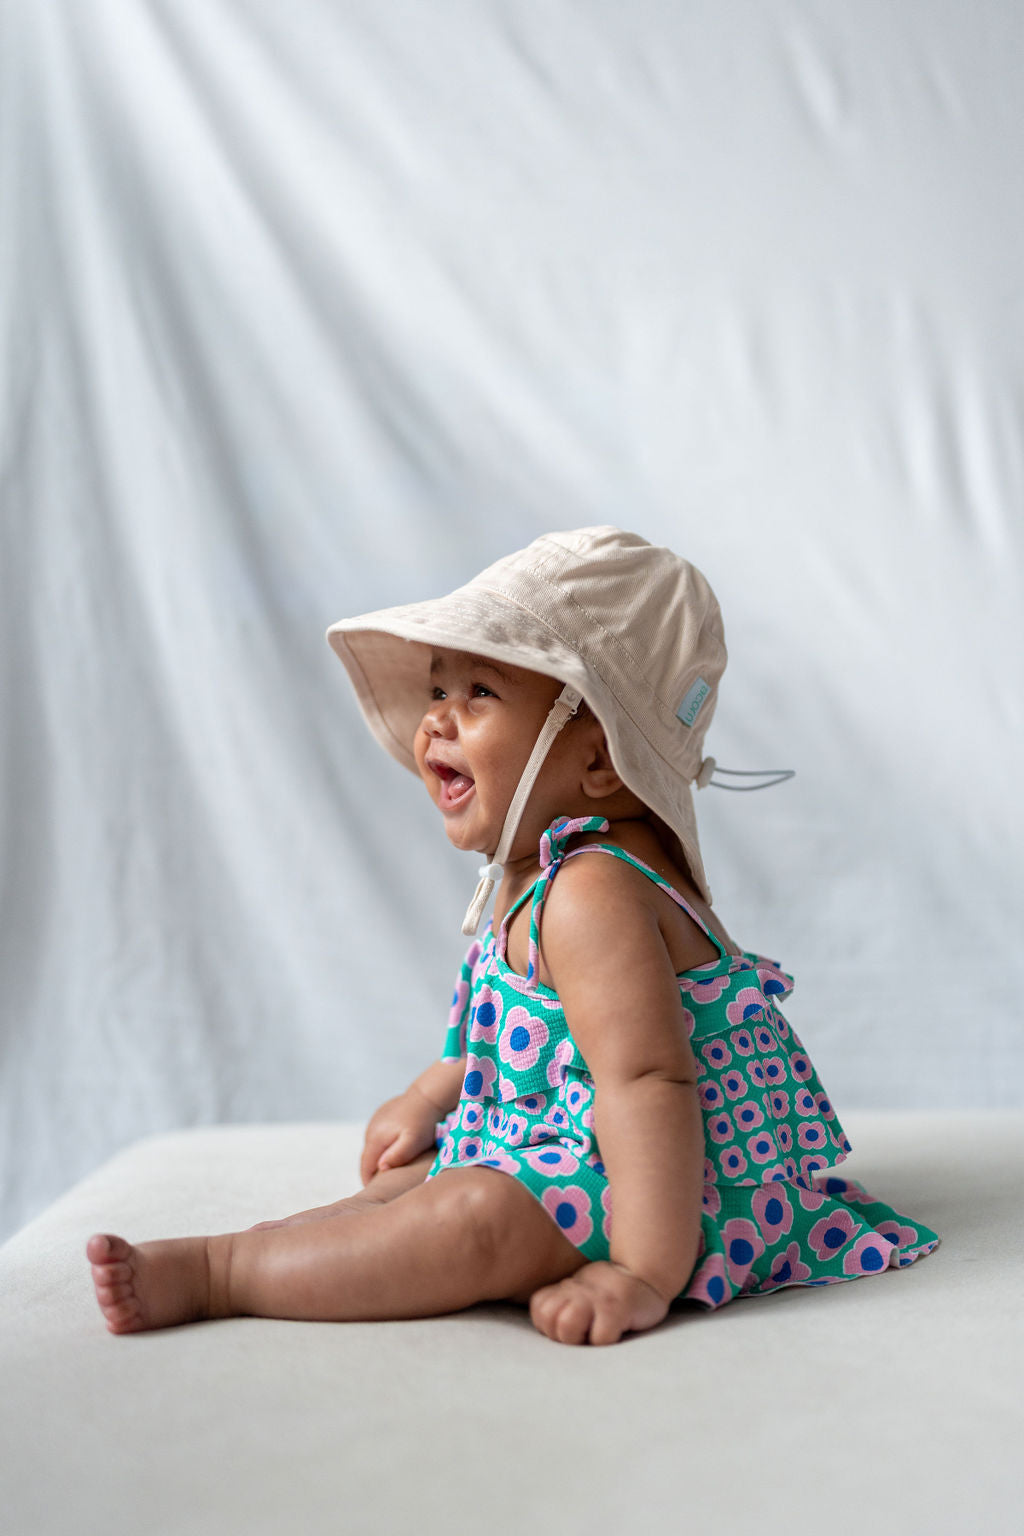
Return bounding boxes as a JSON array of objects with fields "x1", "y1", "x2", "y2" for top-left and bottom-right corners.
[{"x1": 86, "y1": 1232, "x2": 225, "y2": 1334}]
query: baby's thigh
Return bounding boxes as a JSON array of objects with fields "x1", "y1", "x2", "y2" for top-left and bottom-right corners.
[{"x1": 431, "y1": 1166, "x2": 587, "y2": 1304}]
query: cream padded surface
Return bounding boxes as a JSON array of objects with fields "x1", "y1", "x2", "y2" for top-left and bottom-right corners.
[{"x1": 1, "y1": 1112, "x2": 1021, "y2": 1535}]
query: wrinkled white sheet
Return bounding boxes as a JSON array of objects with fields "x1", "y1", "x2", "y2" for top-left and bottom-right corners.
[{"x1": 1, "y1": 0, "x2": 1022, "y2": 1239}]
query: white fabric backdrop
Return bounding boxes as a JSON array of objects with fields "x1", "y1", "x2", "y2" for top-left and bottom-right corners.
[{"x1": 2, "y1": 0, "x2": 1022, "y2": 1241}]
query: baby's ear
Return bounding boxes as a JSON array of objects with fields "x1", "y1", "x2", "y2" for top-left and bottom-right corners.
[{"x1": 580, "y1": 731, "x2": 624, "y2": 800}]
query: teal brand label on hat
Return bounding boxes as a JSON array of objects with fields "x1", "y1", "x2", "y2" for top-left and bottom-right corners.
[{"x1": 676, "y1": 677, "x2": 710, "y2": 727}]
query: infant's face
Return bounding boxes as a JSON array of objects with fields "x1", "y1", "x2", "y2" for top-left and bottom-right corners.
[{"x1": 414, "y1": 648, "x2": 570, "y2": 857}]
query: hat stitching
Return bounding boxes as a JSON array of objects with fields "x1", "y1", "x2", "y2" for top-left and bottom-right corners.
[
  {"x1": 474, "y1": 586, "x2": 706, "y2": 788},
  {"x1": 478, "y1": 573, "x2": 700, "y2": 731}
]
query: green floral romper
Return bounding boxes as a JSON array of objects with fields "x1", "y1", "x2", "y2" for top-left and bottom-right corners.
[{"x1": 426, "y1": 816, "x2": 940, "y2": 1308}]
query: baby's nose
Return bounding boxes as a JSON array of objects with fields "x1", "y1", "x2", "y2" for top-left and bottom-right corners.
[{"x1": 423, "y1": 700, "x2": 456, "y2": 737}]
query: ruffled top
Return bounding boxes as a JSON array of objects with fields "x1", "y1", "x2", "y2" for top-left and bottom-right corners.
[{"x1": 439, "y1": 816, "x2": 851, "y2": 1188}]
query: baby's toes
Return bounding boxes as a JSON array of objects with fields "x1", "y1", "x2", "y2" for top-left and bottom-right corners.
[
  {"x1": 94, "y1": 1278, "x2": 135, "y2": 1306},
  {"x1": 103, "y1": 1296, "x2": 145, "y2": 1334},
  {"x1": 86, "y1": 1233, "x2": 131, "y2": 1266}
]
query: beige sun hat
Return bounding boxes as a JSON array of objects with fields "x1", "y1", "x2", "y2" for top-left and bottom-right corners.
[{"x1": 327, "y1": 526, "x2": 736, "y2": 932}]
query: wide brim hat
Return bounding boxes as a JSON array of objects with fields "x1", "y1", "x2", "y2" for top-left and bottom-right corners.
[{"x1": 327, "y1": 527, "x2": 726, "y2": 905}]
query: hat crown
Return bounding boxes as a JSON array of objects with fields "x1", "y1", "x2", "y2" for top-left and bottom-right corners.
[{"x1": 464, "y1": 526, "x2": 726, "y2": 769}]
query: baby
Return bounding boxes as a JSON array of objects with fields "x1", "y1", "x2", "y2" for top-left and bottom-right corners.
[{"x1": 88, "y1": 527, "x2": 939, "y2": 1344}]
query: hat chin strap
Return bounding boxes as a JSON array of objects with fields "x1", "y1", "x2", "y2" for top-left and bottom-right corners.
[{"x1": 461, "y1": 684, "x2": 583, "y2": 936}]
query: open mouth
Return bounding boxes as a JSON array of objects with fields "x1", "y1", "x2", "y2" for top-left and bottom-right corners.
[{"x1": 429, "y1": 760, "x2": 476, "y2": 811}]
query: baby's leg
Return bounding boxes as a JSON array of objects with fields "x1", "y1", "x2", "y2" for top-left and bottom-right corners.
[
  {"x1": 249, "y1": 1150, "x2": 436, "y2": 1230},
  {"x1": 87, "y1": 1168, "x2": 585, "y2": 1333}
]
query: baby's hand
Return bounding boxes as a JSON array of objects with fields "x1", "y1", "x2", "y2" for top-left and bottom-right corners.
[
  {"x1": 529, "y1": 1261, "x2": 670, "y2": 1346},
  {"x1": 359, "y1": 1087, "x2": 440, "y2": 1185}
]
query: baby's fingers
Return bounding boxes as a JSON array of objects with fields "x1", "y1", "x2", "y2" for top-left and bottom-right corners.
[{"x1": 530, "y1": 1281, "x2": 597, "y2": 1346}]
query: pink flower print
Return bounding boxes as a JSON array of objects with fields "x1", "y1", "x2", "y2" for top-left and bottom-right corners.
[
  {"x1": 752, "y1": 1185, "x2": 794, "y2": 1242},
  {"x1": 746, "y1": 1060, "x2": 766, "y2": 1088},
  {"x1": 719, "y1": 1144, "x2": 749, "y2": 1179},
  {"x1": 734, "y1": 1100, "x2": 765, "y2": 1134},
  {"x1": 699, "y1": 1080, "x2": 725, "y2": 1111},
  {"x1": 798, "y1": 1185, "x2": 827, "y2": 1213},
  {"x1": 468, "y1": 987, "x2": 503, "y2": 1044},
  {"x1": 753, "y1": 1024, "x2": 775, "y2": 1052},
  {"x1": 763, "y1": 1241, "x2": 811, "y2": 1291},
  {"x1": 793, "y1": 1087, "x2": 817, "y2": 1117},
  {"x1": 760, "y1": 1163, "x2": 788, "y2": 1183},
  {"x1": 875, "y1": 1217, "x2": 921, "y2": 1249},
  {"x1": 457, "y1": 1136, "x2": 484, "y2": 1162},
  {"x1": 544, "y1": 1104, "x2": 571, "y2": 1133},
  {"x1": 701, "y1": 1039, "x2": 732, "y2": 1071},
  {"x1": 679, "y1": 972, "x2": 730, "y2": 1005},
  {"x1": 580, "y1": 1103, "x2": 595, "y2": 1130},
  {"x1": 502, "y1": 1113, "x2": 528, "y2": 1147},
  {"x1": 797, "y1": 1121, "x2": 828, "y2": 1153},
  {"x1": 708, "y1": 1112, "x2": 735, "y2": 1145},
  {"x1": 437, "y1": 1139, "x2": 455, "y2": 1167},
  {"x1": 498, "y1": 1007, "x2": 549, "y2": 1071},
  {"x1": 776, "y1": 1124, "x2": 794, "y2": 1154},
  {"x1": 842, "y1": 1231, "x2": 894, "y2": 1276},
  {"x1": 682, "y1": 1005, "x2": 696, "y2": 1039},
  {"x1": 768, "y1": 1088, "x2": 790, "y2": 1118},
  {"x1": 702, "y1": 1156, "x2": 718, "y2": 1184},
  {"x1": 726, "y1": 988, "x2": 766, "y2": 1027},
  {"x1": 600, "y1": 1184, "x2": 613, "y2": 1242},
  {"x1": 746, "y1": 1129, "x2": 780, "y2": 1165},
  {"x1": 722, "y1": 1069, "x2": 747, "y2": 1101},
  {"x1": 462, "y1": 1055, "x2": 497, "y2": 1100},
  {"x1": 563, "y1": 1078, "x2": 592, "y2": 1117},
  {"x1": 783, "y1": 1157, "x2": 798, "y2": 1179},
  {"x1": 686, "y1": 1252, "x2": 729, "y2": 1308},
  {"x1": 518, "y1": 1093, "x2": 545, "y2": 1114},
  {"x1": 465, "y1": 938, "x2": 483, "y2": 974},
  {"x1": 760, "y1": 1055, "x2": 787, "y2": 1089},
  {"x1": 546, "y1": 1037, "x2": 575, "y2": 1089},
  {"x1": 722, "y1": 1218, "x2": 766, "y2": 1285},
  {"x1": 729, "y1": 1028, "x2": 755, "y2": 1056},
  {"x1": 800, "y1": 1154, "x2": 829, "y2": 1184},
  {"x1": 541, "y1": 1184, "x2": 594, "y2": 1246},
  {"x1": 498, "y1": 1073, "x2": 518, "y2": 1100},
  {"x1": 755, "y1": 961, "x2": 792, "y2": 1000},
  {"x1": 528, "y1": 1122, "x2": 555, "y2": 1145},
  {"x1": 814, "y1": 1091, "x2": 836, "y2": 1121},
  {"x1": 487, "y1": 1104, "x2": 505, "y2": 1135},
  {"x1": 524, "y1": 1142, "x2": 580, "y2": 1177},
  {"x1": 460, "y1": 1102, "x2": 484, "y2": 1133},
  {"x1": 789, "y1": 1051, "x2": 813, "y2": 1082},
  {"x1": 808, "y1": 1208, "x2": 860, "y2": 1262},
  {"x1": 449, "y1": 976, "x2": 470, "y2": 1027},
  {"x1": 702, "y1": 1183, "x2": 722, "y2": 1218},
  {"x1": 476, "y1": 1143, "x2": 522, "y2": 1174}
]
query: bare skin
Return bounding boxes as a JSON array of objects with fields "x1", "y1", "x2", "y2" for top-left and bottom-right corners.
[
  {"x1": 87, "y1": 1161, "x2": 665, "y2": 1337},
  {"x1": 88, "y1": 650, "x2": 711, "y2": 1345}
]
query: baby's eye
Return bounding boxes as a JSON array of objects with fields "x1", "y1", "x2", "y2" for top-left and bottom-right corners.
[
  {"x1": 430, "y1": 686, "x2": 447, "y2": 701},
  {"x1": 472, "y1": 683, "x2": 496, "y2": 698}
]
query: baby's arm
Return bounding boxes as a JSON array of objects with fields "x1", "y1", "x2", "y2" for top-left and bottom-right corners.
[
  {"x1": 359, "y1": 1055, "x2": 465, "y2": 1185},
  {"x1": 530, "y1": 856, "x2": 704, "y2": 1344}
]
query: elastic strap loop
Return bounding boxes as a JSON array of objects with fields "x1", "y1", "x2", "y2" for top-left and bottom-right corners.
[{"x1": 696, "y1": 757, "x2": 796, "y2": 793}]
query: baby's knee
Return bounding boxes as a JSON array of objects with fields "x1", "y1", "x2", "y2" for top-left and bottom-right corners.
[
  {"x1": 429, "y1": 1169, "x2": 574, "y2": 1299},
  {"x1": 432, "y1": 1170, "x2": 511, "y2": 1273}
]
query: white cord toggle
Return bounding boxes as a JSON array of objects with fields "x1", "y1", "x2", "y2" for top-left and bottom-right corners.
[
  {"x1": 478, "y1": 862, "x2": 504, "y2": 882},
  {"x1": 696, "y1": 755, "x2": 717, "y2": 789}
]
